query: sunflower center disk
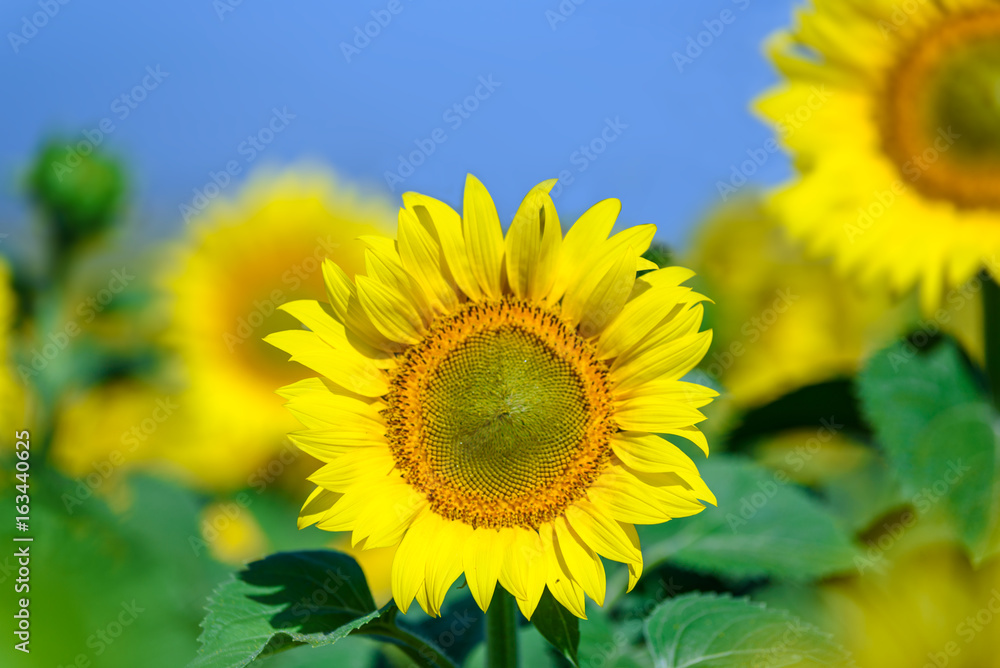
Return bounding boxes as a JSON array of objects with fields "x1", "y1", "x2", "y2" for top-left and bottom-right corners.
[
  {"x1": 426, "y1": 326, "x2": 589, "y2": 495},
  {"x1": 884, "y1": 11, "x2": 1000, "y2": 208},
  {"x1": 385, "y1": 301, "x2": 615, "y2": 529}
]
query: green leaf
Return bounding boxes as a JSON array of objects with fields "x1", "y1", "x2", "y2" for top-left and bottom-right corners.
[
  {"x1": 191, "y1": 551, "x2": 384, "y2": 668},
  {"x1": 578, "y1": 603, "x2": 649, "y2": 668},
  {"x1": 636, "y1": 455, "x2": 858, "y2": 582},
  {"x1": 531, "y1": 589, "x2": 580, "y2": 666},
  {"x1": 726, "y1": 379, "x2": 870, "y2": 451},
  {"x1": 858, "y1": 339, "x2": 1000, "y2": 561},
  {"x1": 644, "y1": 593, "x2": 852, "y2": 667}
]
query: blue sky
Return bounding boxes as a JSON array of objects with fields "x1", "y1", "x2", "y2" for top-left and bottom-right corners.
[{"x1": 1, "y1": 0, "x2": 797, "y2": 248}]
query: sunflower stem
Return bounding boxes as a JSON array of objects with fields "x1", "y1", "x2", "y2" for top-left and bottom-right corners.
[
  {"x1": 486, "y1": 589, "x2": 518, "y2": 668},
  {"x1": 984, "y1": 271, "x2": 1000, "y2": 414},
  {"x1": 381, "y1": 625, "x2": 457, "y2": 668}
]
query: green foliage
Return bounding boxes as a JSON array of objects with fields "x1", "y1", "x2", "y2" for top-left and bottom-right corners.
[
  {"x1": 858, "y1": 338, "x2": 1000, "y2": 562},
  {"x1": 637, "y1": 455, "x2": 858, "y2": 582},
  {"x1": 641, "y1": 242, "x2": 672, "y2": 270},
  {"x1": 643, "y1": 593, "x2": 852, "y2": 667},
  {"x1": 531, "y1": 590, "x2": 580, "y2": 666},
  {"x1": 0, "y1": 472, "x2": 227, "y2": 668},
  {"x1": 192, "y1": 551, "x2": 382, "y2": 667},
  {"x1": 192, "y1": 551, "x2": 454, "y2": 668}
]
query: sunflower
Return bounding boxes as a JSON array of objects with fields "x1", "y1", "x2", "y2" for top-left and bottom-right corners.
[
  {"x1": 684, "y1": 196, "x2": 902, "y2": 408},
  {"x1": 161, "y1": 168, "x2": 394, "y2": 490},
  {"x1": 0, "y1": 258, "x2": 24, "y2": 437},
  {"x1": 759, "y1": 0, "x2": 1000, "y2": 312},
  {"x1": 268, "y1": 175, "x2": 716, "y2": 619},
  {"x1": 813, "y1": 540, "x2": 1000, "y2": 668}
]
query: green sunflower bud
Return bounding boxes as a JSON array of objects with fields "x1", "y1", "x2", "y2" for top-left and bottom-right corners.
[{"x1": 28, "y1": 140, "x2": 126, "y2": 251}]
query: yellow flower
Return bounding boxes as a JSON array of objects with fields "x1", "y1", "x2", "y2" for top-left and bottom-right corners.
[
  {"x1": 817, "y1": 541, "x2": 1000, "y2": 668},
  {"x1": 684, "y1": 197, "x2": 901, "y2": 408},
  {"x1": 759, "y1": 0, "x2": 1000, "y2": 313},
  {"x1": 0, "y1": 258, "x2": 24, "y2": 437},
  {"x1": 198, "y1": 501, "x2": 269, "y2": 566},
  {"x1": 49, "y1": 380, "x2": 185, "y2": 511},
  {"x1": 268, "y1": 175, "x2": 716, "y2": 619},
  {"x1": 160, "y1": 168, "x2": 394, "y2": 491}
]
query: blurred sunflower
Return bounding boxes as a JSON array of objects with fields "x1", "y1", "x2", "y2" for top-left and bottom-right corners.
[
  {"x1": 760, "y1": 0, "x2": 1000, "y2": 312},
  {"x1": 160, "y1": 168, "x2": 394, "y2": 491},
  {"x1": 49, "y1": 380, "x2": 183, "y2": 510},
  {"x1": 817, "y1": 540, "x2": 1000, "y2": 668},
  {"x1": 0, "y1": 258, "x2": 24, "y2": 436},
  {"x1": 269, "y1": 175, "x2": 716, "y2": 619},
  {"x1": 684, "y1": 197, "x2": 901, "y2": 408}
]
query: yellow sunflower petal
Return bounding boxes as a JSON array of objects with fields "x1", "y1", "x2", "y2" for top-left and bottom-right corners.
[
  {"x1": 577, "y1": 247, "x2": 637, "y2": 337},
  {"x1": 505, "y1": 179, "x2": 561, "y2": 301},
  {"x1": 610, "y1": 330, "x2": 713, "y2": 392},
  {"x1": 424, "y1": 518, "x2": 472, "y2": 616},
  {"x1": 620, "y1": 522, "x2": 643, "y2": 592},
  {"x1": 403, "y1": 192, "x2": 483, "y2": 300},
  {"x1": 288, "y1": 430, "x2": 385, "y2": 461},
  {"x1": 265, "y1": 330, "x2": 388, "y2": 396},
  {"x1": 308, "y1": 448, "x2": 396, "y2": 491},
  {"x1": 463, "y1": 174, "x2": 505, "y2": 298},
  {"x1": 397, "y1": 207, "x2": 458, "y2": 314},
  {"x1": 548, "y1": 198, "x2": 620, "y2": 303},
  {"x1": 539, "y1": 523, "x2": 587, "y2": 619},
  {"x1": 501, "y1": 528, "x2": 547, "y2": 618},
  {"x1": 352, "y1": 478, "x2": 426, "y2": 549},
  {"x1": 463, "y1": 528, "x2": 506, "y2": 611},
  {"x1": 554, "y1": 516, "x2": 606, "y2": 606},
  {"x1": 355, "y1": 275, "x2": 424, "y2": 345},
  {"x1": 565, "y1": 500, "x2": 642, "y2": 564},
  {"x1": 298, "y1": 487, "x2": 341, "y2": 529},
  {"x1": 391, "y1": 511, "x2": 435, "y2": 613}
]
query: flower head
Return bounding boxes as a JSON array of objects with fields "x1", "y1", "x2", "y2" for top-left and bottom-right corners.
[
  {"x1": 269, "y1": 175, "x2": 716, "y2": 618},
  {"x1": 760, "y1": 0, "x2": 1000, "y2": 312},
  {"x1": 161, "y1": 168, "x2": 394, "y2": 490}
]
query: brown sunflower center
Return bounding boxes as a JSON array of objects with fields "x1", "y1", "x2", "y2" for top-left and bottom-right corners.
[
  {"x1": 883, "y1": 10, "x2": 1000, "y2": 209},
  {"x1": 384, "y1": 300, "x2": 616, "y2": 529}
]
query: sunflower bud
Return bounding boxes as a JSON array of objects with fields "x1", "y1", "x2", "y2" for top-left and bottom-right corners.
[{"x1": 28, "y1": 140, "x2": 125, "y2": 252}]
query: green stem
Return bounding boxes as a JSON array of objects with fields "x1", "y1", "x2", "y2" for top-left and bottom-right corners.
[
  {"x1": 486, "y1": 589, "x2": 518, "y2": 668},
  {"x1": 984, "y1": 272, "x2": 1000, "y2": 413},
  {"x1": 377, "y1": 625, "x2": 457, "y2": 668}
]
